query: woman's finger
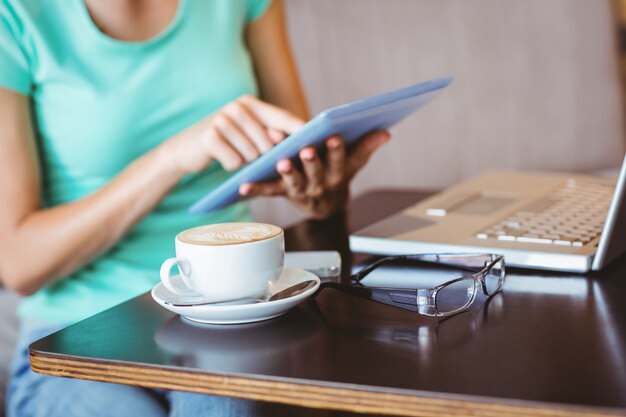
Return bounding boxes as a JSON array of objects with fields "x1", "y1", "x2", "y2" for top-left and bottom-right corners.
[
  {"x1": 223, "y1": 101, "x2": 274, "y2": 153},
  {"x1": 213, "y1": 113, "x2": 259, "y2": 162},
  {"x1": 239, "y1": 181, "x2": 285, "y2": 197},
  {"x1": 300, "y1": 147, "x2": 324, "y2": 198},
  {"x1": 277, "y1": 159, "x2": 305, "y2": 198},
  {"x1": 203, "y1": 126, "x2": 244, "y2": 171},
  {"x1": 325, "y1": 136, "x2": 346, "y2": 187},
  {"x1": 267, "y1": 128, "x2": 286, "y2": 144},
  {"x1": 346, "y1": 130, "x2": 390, "y2": 177},
  {"x1": 239, "y1": 95, "x2": 305, "y2": 135}
]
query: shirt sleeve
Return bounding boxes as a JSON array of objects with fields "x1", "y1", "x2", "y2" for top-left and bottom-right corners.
[
  {"x1": 246, "y1": 0, "x2": 272, "y2": 23},
  {"x1": 0, "y1": 2, "x2": 32, "y2": 95}
]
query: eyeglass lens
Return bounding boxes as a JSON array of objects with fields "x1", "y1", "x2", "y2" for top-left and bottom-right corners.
[
  {"x1": 435, "y1": 257, "x2": 505, "y2": 315},
  {"x1": 435, "y1": 279, "x2": 476, "y2": 314}
]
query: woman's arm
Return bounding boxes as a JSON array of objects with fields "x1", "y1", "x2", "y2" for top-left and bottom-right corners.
[
  {"x1": 0, "y1": 89, "x2": 303, "y2": 295},
  {"x1": 246, "y1": 0, "x2": 309, "y2": 120},
  {"x1": 0, "y1": 89, "x2": 183, "y2": 295}
]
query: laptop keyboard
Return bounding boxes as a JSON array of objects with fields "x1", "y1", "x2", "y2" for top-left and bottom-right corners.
[{"x1": 475, "y1": 179, "x2": 614, "y2": 247}]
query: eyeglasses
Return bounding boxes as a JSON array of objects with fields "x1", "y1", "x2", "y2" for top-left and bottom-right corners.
[{"x1": 319, "y1": 253, "x2": 505, "y2": 317}]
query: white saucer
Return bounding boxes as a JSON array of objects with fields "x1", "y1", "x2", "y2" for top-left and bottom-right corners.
[{"x1": 151, "y1": 267, "x2": 321, "y2": 324}]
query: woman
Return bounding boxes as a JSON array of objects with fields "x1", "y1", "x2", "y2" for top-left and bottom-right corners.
[{"x1": 0, "y1": 0, "x2": 389, "y2": 415}]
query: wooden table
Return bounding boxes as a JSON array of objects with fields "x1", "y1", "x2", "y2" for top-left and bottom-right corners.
[{"x1": 30, "y1": 190, "x2": 626, "y2": 417}]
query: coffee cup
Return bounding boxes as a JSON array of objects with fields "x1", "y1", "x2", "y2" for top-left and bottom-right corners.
[{"x1": 160, "y1": 222, "x2": 284, "y2": 301}]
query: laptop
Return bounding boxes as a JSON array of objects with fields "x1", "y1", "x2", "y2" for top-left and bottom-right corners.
[{"x1": 349, "y1": 154, "x2": 626, "y2": 272}]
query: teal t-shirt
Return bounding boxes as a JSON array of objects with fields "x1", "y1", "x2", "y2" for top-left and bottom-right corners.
[{"x1": 0, "y1": 0, "x2": 271, "y2": 323}]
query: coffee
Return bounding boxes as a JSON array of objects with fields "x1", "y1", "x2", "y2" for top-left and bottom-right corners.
[
  {"x1": 162, "y1": 222, "x2": 285, "y2": 301},
  {"x1": 178, "y1": 222, "x2": 282, "y2": 246}
]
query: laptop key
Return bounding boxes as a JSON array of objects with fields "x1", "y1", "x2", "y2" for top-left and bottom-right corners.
[
  {"x1": 542, "y1": 234, "x2": 561, "y2": 240},
  {"x1": 497, "y1": 235, "x2": 516, "y2": 242},
  {"x1": 517, "y1": 236, "x2": 553, "y2": 244}
]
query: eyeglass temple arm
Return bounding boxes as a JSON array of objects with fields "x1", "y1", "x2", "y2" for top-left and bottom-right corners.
[
  {"x1": 352, "y1": 254, "x2": 486, "y2": 283},
  {"x1": 318, "y1": 282, "x2": 420, "y2": 313}
]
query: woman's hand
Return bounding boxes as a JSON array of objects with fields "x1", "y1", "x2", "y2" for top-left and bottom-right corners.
[
  {"x1": 164, "y1": 95, "x2": 305, "y2": 175},
  {"x1": 164, "y1": 93, "x2": 390, "y2": 220},
  {"x1": 239, "y1": 131, "x2": 391, "y2": 219}
]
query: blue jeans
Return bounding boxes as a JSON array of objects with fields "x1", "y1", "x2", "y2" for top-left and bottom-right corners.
[{"x1": 6, "y1": 321, "x2": 337, "y2": 417}]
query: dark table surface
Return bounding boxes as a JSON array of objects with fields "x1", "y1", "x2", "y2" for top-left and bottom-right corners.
[{"x1": 30, "y1": 190, "x2": 626, "y2": 417}]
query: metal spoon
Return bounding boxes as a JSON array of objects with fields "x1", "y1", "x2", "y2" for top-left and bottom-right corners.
[{"x1": 164, "y1": 279, "x2": 318, "y2": 307}]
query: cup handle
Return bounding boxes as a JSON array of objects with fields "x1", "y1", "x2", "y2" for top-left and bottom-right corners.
[{"x1": 160, "y1": 257, "x2": 193, "y2": 295}]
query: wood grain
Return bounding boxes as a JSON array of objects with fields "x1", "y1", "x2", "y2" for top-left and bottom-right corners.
[{"x1": 30, "y1": 353, "x2": 625, "y2": 417}]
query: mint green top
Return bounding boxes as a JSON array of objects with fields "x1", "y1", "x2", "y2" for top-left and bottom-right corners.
[{"x1": 0, "y1": 0, "x2": 272, "y2": 324}]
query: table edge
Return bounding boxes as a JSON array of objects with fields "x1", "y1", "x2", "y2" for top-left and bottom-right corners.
[{"x1": 30, "y1": 350, "x2": 626, "y2": 417}]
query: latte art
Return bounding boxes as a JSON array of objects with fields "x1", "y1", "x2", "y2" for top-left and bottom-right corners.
[{"x1": 178, "y1": 222, "x2": 282, "y2": 246}]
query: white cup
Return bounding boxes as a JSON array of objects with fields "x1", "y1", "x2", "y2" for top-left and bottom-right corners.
[{"x1": 160, "y1": 223, "x2": 284, "y2": 301}]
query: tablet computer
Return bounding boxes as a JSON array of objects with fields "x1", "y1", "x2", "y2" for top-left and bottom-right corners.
[{"x1": 189, "y1": 76, "x2": 452, "y2": 214}]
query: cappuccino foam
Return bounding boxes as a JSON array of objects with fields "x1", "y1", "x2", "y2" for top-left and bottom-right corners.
[{"x1": 178, "y1": 222, "x2": 282, "y2": 246}]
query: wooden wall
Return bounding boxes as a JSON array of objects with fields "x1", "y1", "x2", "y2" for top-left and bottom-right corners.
[{"x1": 251, "y1": 0, "x2": 626, "y2": 226}]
